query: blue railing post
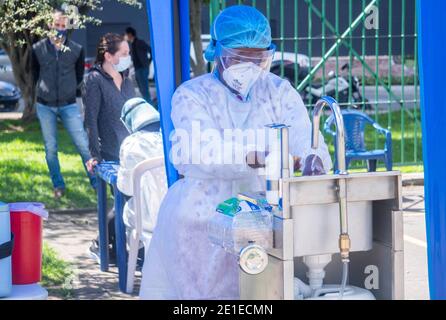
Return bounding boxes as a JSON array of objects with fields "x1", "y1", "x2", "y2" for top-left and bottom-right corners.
[
  {"x1": 417, "y1": 0, "x2": 446, "y2": 300},
  {"x1": 113, "y1": 184, "x2": 127, "y2": 292},
  {"x1": 96, "y1": 175, "x2": 109, "y2": 272}
]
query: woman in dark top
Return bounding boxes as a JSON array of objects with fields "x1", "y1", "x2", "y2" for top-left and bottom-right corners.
[
  {"x1": 84, "y1": 33, "x2": 135, "y2": 169},
  {"x1": 83, "y1": 33, "x2": 136, "y2": 261}
]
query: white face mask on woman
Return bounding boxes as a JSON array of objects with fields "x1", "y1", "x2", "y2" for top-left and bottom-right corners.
[
  {"x1": 222, "y1": 61, "x2": 264, "y2": 101},
  {"x1": 113, "y1": 55, "x2": 132, "y2": 72}
]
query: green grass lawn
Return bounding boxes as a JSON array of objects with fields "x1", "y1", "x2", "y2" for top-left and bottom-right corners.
[
  {"x1": 42, "y1": 243, "x2": 74, "y2": 299},
  {"x1": 0, "y1": 119, "x2": 96, "y2": 210}
]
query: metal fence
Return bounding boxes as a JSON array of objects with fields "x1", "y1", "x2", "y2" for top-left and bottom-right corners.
[{"x1": 208, "y1": 0, "x2": 421, "y2": 168}]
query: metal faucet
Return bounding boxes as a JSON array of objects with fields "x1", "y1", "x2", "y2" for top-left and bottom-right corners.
[
  {"x1": 311, "y1": 96, "x2": 347, "y2": 175},
  {"x1": 311, "y1": 96, "x2": 351, "y2": 263}
]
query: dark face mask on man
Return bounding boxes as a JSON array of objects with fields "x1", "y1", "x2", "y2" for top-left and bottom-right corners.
[{"x1": 55, "y1": 29, "x2": 68, "y2": 40}]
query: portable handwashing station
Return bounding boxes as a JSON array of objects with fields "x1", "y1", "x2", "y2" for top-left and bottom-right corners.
[{"x1": 234, "y1": 97, "x2": 403, "y2": 300}]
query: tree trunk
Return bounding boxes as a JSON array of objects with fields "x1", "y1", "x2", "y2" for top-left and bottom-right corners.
[
  {"x1": 189, "y1": 0, "x2": 207, "y2": 77},
  {"x1": 16, "y1": 50, "x2": 36, "y2": 122},
  {"x1": 2, "y1": 34, "x2": 37, "y2": 122}
]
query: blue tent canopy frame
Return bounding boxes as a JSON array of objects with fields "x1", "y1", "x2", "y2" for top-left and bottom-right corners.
[
  {"x1": 146, "y1": 0, "x2": 190, "y2": 186},
  {"x1": 417, "y1": 0, "x2": 446, "y2": 300}
]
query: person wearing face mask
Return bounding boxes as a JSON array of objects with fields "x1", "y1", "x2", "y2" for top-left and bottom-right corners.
[
  {"x1": 83, "y1": 33, "x2": 135, "y2": 168},
  {"x1": 32, "y1": 8, "x2": 94, "y2": 199},
  {"x1": 139, "y1": 5, "x2": 332, "y2": 300},
  {"x1": 82, "y1": 33, "x2": 136, "y2": 261}
]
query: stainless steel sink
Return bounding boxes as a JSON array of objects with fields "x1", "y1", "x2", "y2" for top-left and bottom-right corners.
[{"x1": 286, "y1": 171, "x2": 400, "y2": 257}]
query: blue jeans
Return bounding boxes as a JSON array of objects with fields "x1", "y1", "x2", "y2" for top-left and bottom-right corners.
[
  {"x1": 36, "y1": 103, "x2": 95, "y2": 189},
  {"x1": 134, "y1": 67, "x2": 152, "y2": 104}
]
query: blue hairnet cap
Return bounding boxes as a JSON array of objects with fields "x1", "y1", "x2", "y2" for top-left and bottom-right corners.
[{"x1": 204, "y1": 5, "x2": 272, "y2": 62}]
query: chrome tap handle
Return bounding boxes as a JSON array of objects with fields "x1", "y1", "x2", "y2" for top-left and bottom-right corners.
[{"x1": 311, "y1": 96, "x2": 347, "y2": 175}]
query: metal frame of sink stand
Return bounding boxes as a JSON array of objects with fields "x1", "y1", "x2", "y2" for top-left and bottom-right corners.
[
  {"x1": 240, "y1": 165, "x2": 404, "y2": 300},
  {"x1": 239, "y1": 148, "x2": 404, "y2": 300}
]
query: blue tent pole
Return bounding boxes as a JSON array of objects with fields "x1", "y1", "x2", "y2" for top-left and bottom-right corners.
[
  {"x1": 417, "y1": 0, "x2": 446, "y2": 300},
  {"x1": 179, "y1": 0, "x2": 191, "y2": 83},
  {"x1": 146, "y1": 0, "x2": 190, "y2": 186}
]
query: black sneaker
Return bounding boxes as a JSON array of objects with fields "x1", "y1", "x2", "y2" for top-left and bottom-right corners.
[{"x1": 88, "y1": 240, "x2": 116, "y2": 265}]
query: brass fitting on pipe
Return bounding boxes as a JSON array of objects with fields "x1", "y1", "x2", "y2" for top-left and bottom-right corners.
[{"x1": 339, "y1": 233, "x2": 351, "y2": 262}]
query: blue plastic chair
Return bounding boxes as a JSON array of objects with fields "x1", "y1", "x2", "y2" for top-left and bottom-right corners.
[{"x1": 324, "y1": 110, "x2": 393, "y2": 172}]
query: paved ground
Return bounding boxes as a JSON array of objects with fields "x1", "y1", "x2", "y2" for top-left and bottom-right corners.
[
  {"x1": 43, "y1": 179, "x2": 429, "y2": 300},
  {"x1": 44, "y1": 212, "x2": 140, "y2": 300},
  {"x1": 363, "y1": 85, "x2": 419, "y2": 112},
  {"x1": 402, "y1": 185, "x2": 429, "y2": 300}
]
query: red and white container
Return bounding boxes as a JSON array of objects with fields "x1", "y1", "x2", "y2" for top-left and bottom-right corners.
[{"x1": 9, "y1": 203, "x2": 48, "y2": 285}]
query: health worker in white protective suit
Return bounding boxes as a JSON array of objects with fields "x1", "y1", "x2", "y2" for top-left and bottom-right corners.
[
  {"x1": 140, "y1": 5, "x2": 332, "y2": 300},
  {"x1": 117, "y1": 98, "x2": 166, "y2": 251}
]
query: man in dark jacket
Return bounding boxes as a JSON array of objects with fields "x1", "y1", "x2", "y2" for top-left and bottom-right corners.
[
  {"x1": 32, "y1": 9, "x2": 94, "y2": 198},
  {"x1": 125, "y1": 27, "x2": 153, "y2": 105}
]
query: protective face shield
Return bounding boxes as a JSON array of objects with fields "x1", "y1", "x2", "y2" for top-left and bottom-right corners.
[
  {"x1": 217, "y1": 44, "x2": 276, "y2": 101},
  {"x1": 113, "y1": 55, "x2": 132, "y2": 72},
  {"x1": 121, "y1": 97, "x2": 160, "y2": 133}
]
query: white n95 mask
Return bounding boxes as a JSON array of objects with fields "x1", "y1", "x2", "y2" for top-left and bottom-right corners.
[
  {"x1": 113, "y1": 55, "x2": 132, "y2": 72},
  {"x1": 222, "y1": 62, "x2": 264, "y2": 101}
]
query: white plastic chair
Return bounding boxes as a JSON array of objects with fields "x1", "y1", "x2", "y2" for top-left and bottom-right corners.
[{"x1": 126, "y1": 156, "x2": 167, "y2": 294}]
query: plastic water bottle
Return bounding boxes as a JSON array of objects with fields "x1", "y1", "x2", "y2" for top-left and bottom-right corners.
[
  {"x1": 207, "y1": 211, "x2": 234, "y2": 252},
  {"x1": 208, "y1": 199, "x2": 273, "y2": 254},
  {"x1": 0, "y1": 202, "x2": 12, "y2": 297},
  {"x1": 232, "y1": 207, "x2": 273, "y2": 253}
]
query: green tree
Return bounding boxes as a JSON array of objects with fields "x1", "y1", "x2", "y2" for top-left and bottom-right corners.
[{"x1": 0, "y1": 0, "x2": 140, "y2": 122}]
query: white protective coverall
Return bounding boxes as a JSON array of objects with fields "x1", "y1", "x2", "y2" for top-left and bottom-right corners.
[
  {"x1": 140, "y1": 72, "x2": 332, "y2": 299},
  {"x1": 117, "y1": 129, "x2": 166, "y2": 246}
]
